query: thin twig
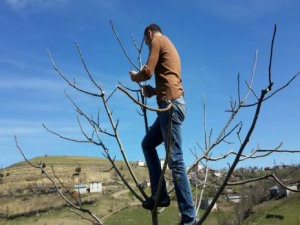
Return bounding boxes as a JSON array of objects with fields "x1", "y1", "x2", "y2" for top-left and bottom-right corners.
[
  {"x1": 241, "y1": 50, "x2": 258, "y2": 104},
  {"x1": 75, "y1": 42, "x2": 102, "y2": 91},
  {"x1": 227, "y1": 173, "x2": 300, "y2": 193},
  {"x1": 103, "y1": 153, "x2": 144, "y2": 202},
  {"x1": 196, "y1": 159, "x2": 209, "y2": 215},
  {"x1": 198, "y1": 25, "x2": 278, "y2": 225},
  {"x1": 65, "y1": 92, "x2": 115, "y2": 137},
  {"x1": 117, "y1": 85, "x2": 172, "y2": 112},
  {"x1": 106, "y1": 87, "x2": 118, "y2": 103},
  {"x1": 257, "y1": 149, "x2": 300, "y2": 153},
  {"x1": 110, "y1": 20, "x2": 139, "y2": 70},
  {"x1": 47, "y1": 49, "x2": 103, "y2": 97},
  {"x1": 268, "y1": 25, "x2": 276, "y2": 88},
  {"x1": 242, "y1": 72, "x2": 300, "y2": 107},
  {"x1": 42, "y1": 123, "x2": 91, "y2": 144},
  {"x1": 51, "y1": 165, "x2": 81, "y2": 205},
  {"x1": 15, "y1": 137, "x2": 103, "y2": 224},
  {"x1": 203, "y1": 96, "x2": 208, "y2": 150}
]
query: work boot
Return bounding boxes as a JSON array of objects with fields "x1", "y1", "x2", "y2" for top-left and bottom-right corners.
[
  {"x1": 178, "y1": 220, "x2": 196, "y2": 225},
  {"x1": 142, "y1": 195, "x2": 170, "y2": 210},
  {"x1": 179, "y1": 217, "x2": 198, "y2": 225}
]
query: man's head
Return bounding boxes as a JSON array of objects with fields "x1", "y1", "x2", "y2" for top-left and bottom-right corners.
[{"x1": 144, "y1": 24, "x2": 162, "y2": 46}]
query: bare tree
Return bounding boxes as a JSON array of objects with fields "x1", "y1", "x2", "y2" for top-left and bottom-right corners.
[
  {"x1": 15, "y1": 137, "x2": 103, "y2": 224},
  {"x1": 16, "y1": 21, "x2": 173, "y2": 224},
  {"x1": 182, "y1": 25, "x2": 300, "y2": 224},
  {"x1": 15, "y1": 23, "x2": 299, "y2": 225}
]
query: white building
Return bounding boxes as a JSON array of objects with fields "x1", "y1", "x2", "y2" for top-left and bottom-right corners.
[
  {"x1": 74, "y1": 183, "x2": 87, "y2": 194},
  {"x1": 197, "y1": 164, "x2": 204, "y2": 172},
  {"x1": 89, "y1": 181, "x2": 102, "y2": 193},
  {"x1": 147, "y1": 181, "x2": 151, "y2": 187},
  {"x1": 200, "y1": 199, "x2": 218, "y2": 211},
  {"x1": 214, "y1": 172, "x2": 222, "y2": 177},
  {"x1": 187, "y1": 164, "x2": 203, "y2": 172},
  {"x1": 286, "y1": 185, "x2": 298, "y2": 197},
  {"x1": 225, "y1": 188, "x2": 234, "y2": 194},
  {"x1": 227, "y1": 195, "x2": 242, "y2": 203},
  {"x1": 74, "y1": 182, "x2": 102, "y2": 194},
  {"x1": 137, "y1": 160, "x2": 146, "y2": 167},
  {"x1": 160, "y1": 159, "x2": 169, "y2": 169}
]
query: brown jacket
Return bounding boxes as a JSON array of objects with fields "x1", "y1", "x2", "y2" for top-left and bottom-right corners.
[{"x1": 134, "y1": 35, "x2": 184, "y2": 101}]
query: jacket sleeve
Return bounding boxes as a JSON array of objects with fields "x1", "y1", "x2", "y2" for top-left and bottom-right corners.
[{"x1": 132, "y1": 37, "x2": 160, "y2": 82}]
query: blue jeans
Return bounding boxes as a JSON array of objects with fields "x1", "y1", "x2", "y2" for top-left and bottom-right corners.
[{"x1": 142, "y1": 96, "x2": 195, "y2": 223}]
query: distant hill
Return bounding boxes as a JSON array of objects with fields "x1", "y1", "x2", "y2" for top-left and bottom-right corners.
[
  {"x1": 0, "y1": 155, "x2": 149, "y2": 221},
  {"x1": 3, "y1": 155, "x2": 149, "y2": 184},
  {"x1": 6, "y1": 155, "x2": 116, "y2": 168},
  {"x1": 244, "y1": 194, "x2": 300, "y2": 225}
]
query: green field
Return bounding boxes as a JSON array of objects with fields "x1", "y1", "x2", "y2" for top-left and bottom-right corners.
[
  {"x1": 244, "y1": 194, "x2": 300, "y2": 225},
  {"x1": 0, "y1": 203, "x2": 228, "y2": 225},
  {"x1": 7, "y1": 155, "x2": 113, "y2": 167},
  {"x1": 104, "y1": 194, "x2": 300, "y2": 225},
  {"x1": 1, "y1": 156, "x2": 299, "y2": 225}
]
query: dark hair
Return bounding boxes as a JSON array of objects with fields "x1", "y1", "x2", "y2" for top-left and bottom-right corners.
[{"x1": 144, "y1": 24, "x2": 162, "y2": 37}]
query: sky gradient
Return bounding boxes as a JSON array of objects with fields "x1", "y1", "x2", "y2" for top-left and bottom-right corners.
[{"x1": 0, "y1": 0, "x2": 299, "y2": 169}]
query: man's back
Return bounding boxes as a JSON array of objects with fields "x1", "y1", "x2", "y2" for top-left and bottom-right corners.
[
  {"x1": 152, "y1": 35, "x2": 183, "y2": 101},
  {"x1": 129, "y1": 24, "x2": 196, "y2": 224}
]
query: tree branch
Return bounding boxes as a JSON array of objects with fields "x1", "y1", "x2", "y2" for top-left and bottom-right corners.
[
  {"x1": 110, "y1": 20, "x2": 139, "y2": 70},
  {"x1": 47, "y1": 49, "x2": 103, "y2": 97},
  {"x1": 117, "y1": 85, "x2": 174, "y2": 112},
  {"x1": 15, "y1": 137, "x2": 103, "y2": 225},
  {"x1": 227, "y1": 173, "x2": 300, "y2": 193},
  {"x1": 198, "y1": 24, "x2": 277, "y2": 225}
]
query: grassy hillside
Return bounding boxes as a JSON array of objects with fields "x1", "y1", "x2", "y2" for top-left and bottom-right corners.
[
  {"x1": 0, "y1": 155, "x2": 149, "y2": 222},
  {"x1": 244, "y1": 194, "x2": 300, "y2": 225},
  {"x1": 0, "y1": 192, "x2": 137, "y2": 225},
  {"x1": 2, "y1": 155, "x2": 149, "y2": 182},
  {"x1": 7, "y1": 155, "x2": 115, "y2": 168},
  {"x1": 103, "y1": 194, "x2": 300, "y2": 225},
  {"x1": 104, "y1": 205, "x2": 234, "y2": 225},
  {"x1": 1, "y1": 194, "x2": 299, "y2": 225},
  {"x1": 1, "y1": 157, "x2": 299, "y2": 225}
]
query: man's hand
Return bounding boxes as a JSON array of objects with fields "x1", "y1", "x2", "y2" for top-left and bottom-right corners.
[
  {"x1": 142, "y1": 85, "x2": 156, "y2": 98},
  {"x1": 129, "y1": 70, "x2": 138, "y2": 82}
]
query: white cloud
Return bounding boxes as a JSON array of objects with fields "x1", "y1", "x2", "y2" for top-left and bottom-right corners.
[
  {"x1": 0, "y1": 119, "x2": 80, "y2": 137},
  {"x1": 4, "y1": 0, "x2": 68, "y2": 11},
  {"x1": 0, "y1": 57, "x2": 28, "y2": 69},
  {"x1": 0, "y1": 71, "x2": 102, "y2": 92},
  {"x1": 4, "y1": 0, "x2": 117, "y2": 12},
  {"x1": 196, "y1": 0, "x2": 293, "y2": 20},
  {"x1": 0, "y1": 77, "x2": 64, "y2": 91}
]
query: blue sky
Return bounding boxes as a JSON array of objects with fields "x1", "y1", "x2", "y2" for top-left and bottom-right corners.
[{"x1": 0, "y1": 0, "x2": 299, "y2": 169}]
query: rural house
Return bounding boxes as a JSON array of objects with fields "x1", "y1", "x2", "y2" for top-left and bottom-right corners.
[
  {"x1": 74, "y1": 183, "x2": 87, "y2": 194},
  {"x1": 137, "y1": 160, "x2": 146, "y2": 167},
  {"x1": 270, "y1": 185, "x2": 287, "y2": 199},
  {"x1": 227, "y1": 195, "x2": 243, "y2": 203},
  {"x1": 200, "y1": 198, "x2": 218, "y2": 211},
  {"x1": 89, "y1": 181, "x2": 102, "y2": 193}
]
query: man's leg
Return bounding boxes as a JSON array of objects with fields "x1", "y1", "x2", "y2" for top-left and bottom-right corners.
[
  {"x1": 168, "y1": 123, "x2": 195, "y2": 223},
  {"x1": 141, "y1": 117, "x2": 168, "y2": 199},
  {"x1": 170, "y1": 157, "x2": 195, "y2": 224},
  {"x1": 159, "y1": 98, "x2": 195, "y2": 224}
]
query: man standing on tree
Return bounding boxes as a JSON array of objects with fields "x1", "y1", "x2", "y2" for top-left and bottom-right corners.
[{"x1": 129, "y1": 24, "x2": 196, "y2": 225}]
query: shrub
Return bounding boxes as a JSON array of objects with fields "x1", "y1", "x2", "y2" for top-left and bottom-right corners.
[{"x1": 75, "y1": 167, "x2": 81, "y2": 173}]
